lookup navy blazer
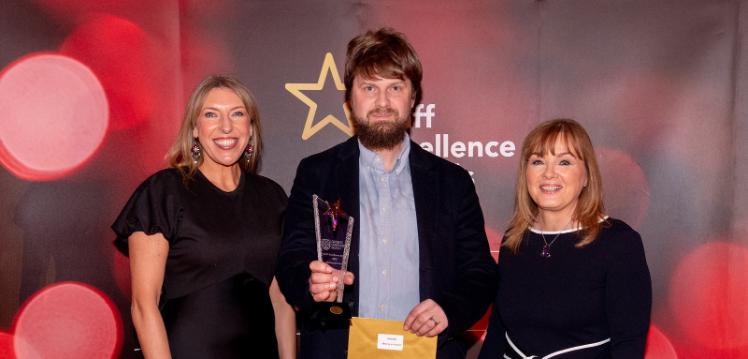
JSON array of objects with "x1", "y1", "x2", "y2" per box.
[{"x1": 276, "y1": 137, "x2": 498, "y2": 359}]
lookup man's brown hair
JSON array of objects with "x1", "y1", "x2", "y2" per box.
[{"x1": 344, "y1": 28, "x2": 423, "y2": 114}]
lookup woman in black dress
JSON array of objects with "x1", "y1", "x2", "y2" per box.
[
  {"x1": 479, "y1": 119, "x2": 651, "y2": 358},
  {"x1": 113, "y1": 75, "x2": 295, "y2": 358}
]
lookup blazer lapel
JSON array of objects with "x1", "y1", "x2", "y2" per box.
[
  {"x1": 329, "y1": 137, "x2": 360, "y2": 314},
  {"x1": 409, "y1": 141, "x2": 438, "y2": 300}
]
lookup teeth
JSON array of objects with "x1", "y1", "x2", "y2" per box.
[
  {"x1": 541, "y1": 185, "x2": 561, "y2": 191},
  {"x1": 214, "y1": 138, "x2": 238, "y2": 148}
]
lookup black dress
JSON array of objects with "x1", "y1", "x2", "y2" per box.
[
  {"x1": 478, "y1": 218, "x2": 651, "y2": 359},
  {"x1": 112, "y1": 168, "x2": 287, "y2": 358}
]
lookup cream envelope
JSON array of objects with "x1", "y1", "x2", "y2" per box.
[{"x1": 347, "y1": 317, "x2": 437, "y2": 359}]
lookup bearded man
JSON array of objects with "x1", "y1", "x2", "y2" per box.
[{"x1": 276, "y1": 28, "x2": 498, "y2": 359}]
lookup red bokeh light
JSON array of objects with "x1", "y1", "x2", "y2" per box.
[
  {"x1": 60, "y1": 14, "x2": 158, "y2": 130},
  {"x1": 0, "y1": 53, "x2": 108, "y2": 181},
  {"x1": 669, "y1": 241, "x2": 748, "y2": 350},
  {"x1": 596, "y1": 147, "x2": 650, "y2": 229},
  {"x1": 645, "y1": 324, "x2": 678, "y2": 359},
  {"x1": 179, "y1": 30, "x2": 234, "y2": 100},
  {"x1": 0, "y1": 331, "x2": 14, "y2": 359},
  {"x1": 13, "y1": 282, "x2": 122, "y2": 359}
]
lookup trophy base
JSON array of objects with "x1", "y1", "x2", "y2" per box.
[{"x1": 305, "y1": 302, "x2": 352, "y2": 330}]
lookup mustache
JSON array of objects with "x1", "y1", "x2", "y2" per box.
[{"x1": 367, "y1": 107, "x2": 398, "y2": 117}]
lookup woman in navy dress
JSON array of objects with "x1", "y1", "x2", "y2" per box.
[
  {"x1": 113, "y1": 75, "x2": 295, "y2": 358},
  {"x1": 479, "y1": 119, "x2": 651, "y2": 358}
]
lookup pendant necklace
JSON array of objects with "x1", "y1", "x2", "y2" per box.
[
  {"x1": 538, "y1": 220, "x2": 574, "y2": 258},
  {"x1": 540, "y1": 232, "x2": 561, "y2": 258}
]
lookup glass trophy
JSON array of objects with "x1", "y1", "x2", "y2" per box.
[{"x1": 311, "y1": 194, "x2": 354, "y2": 327}]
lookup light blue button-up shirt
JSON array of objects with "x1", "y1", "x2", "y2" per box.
[{"x1": 357, "y1": 135, "x2": 420, "y2": 320}]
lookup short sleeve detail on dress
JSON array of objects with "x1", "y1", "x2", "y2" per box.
[{"x1": 112, "y1": 169, "x2": 182, "y2": 255}]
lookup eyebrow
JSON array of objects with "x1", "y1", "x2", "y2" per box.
[
  {"x1": 203, "y1": 105, "x2": 246, "y2": 111},
  {"x1": 529, "y1": 151, "x2": 578, "y2": 158},
  {"x1": 359, "y1": 78, "x2": 406, "y2": 84}
]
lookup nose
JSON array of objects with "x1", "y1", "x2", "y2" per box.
[
  {"x1": 375, "y1": 89, "x2": 389, "y2": 108},
  {"x1": 542, "y1": 163, "x2": 557, "y2": 179},
  {"x1": 220, "y1": 113, "x2": 232, "y2": 133}
]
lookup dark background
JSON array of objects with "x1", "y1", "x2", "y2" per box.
[{"x1": 1, "y1": 1, "x2": 747, "y2": 357}]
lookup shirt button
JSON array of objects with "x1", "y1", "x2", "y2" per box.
[
  {"x1": 382, "y1": 238, "x2": 388, "y2": 244},
  {"x1": 381, "y1": 269, "x2": 387, "y2": 276},
  {"x1": 379, "y1": 304, "x2": 385, "y2": 311}
]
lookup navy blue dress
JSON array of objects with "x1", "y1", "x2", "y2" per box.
[{"x1": 478, "y1": 219, "x2": 651, "y2": 359}]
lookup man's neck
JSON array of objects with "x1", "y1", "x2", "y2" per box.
[{"x1": 368, "y1": 141, "x2": 404, "y2": 173}]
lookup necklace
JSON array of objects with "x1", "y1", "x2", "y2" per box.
[
  {"x1": 537, "y1": 220, "x2": 574, "y2": 258},
  {"x1": 540, "y1": 232, "x2": 561, "y2": 258}
]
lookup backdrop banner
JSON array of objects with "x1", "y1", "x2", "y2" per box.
[{"x1": 1, "y1": 1, "x2": 747, "y2": 358}]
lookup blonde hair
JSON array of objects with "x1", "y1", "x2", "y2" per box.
[
  {"x1": 503, "y1": 119, "x2": 606, "y2": 253},
  {"x1": 166, "y1": 75, "x2": 262, "y2": 181}
]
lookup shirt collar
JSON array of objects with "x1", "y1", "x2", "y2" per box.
[
  {"x1": 528, "y1": 216, "x2": 610, "y2": 234},
  {"x1": 358, "y1": 133, "x2": 411, "y2": 174}
]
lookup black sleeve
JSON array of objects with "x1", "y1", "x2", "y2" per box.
[
  {"x1": 605, "y1": 228, "x2": 652, "y2": 358},
  {"x1": 111, "y1": 171, "x2": 179, "y2": 255},
  {"x1": 275, "y1": 158, "x2": 320, "y2": 311},
  {"x1": 436, "y1": 168, "x2": 499, "y2": 336}
]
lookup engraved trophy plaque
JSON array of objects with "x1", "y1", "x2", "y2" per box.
[{"x1": 312, "y1": 194, "x2": 354, "y2": 327}]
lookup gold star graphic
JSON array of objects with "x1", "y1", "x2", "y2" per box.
[{"x1": 285, "y1": 52, "x2": 352, "y2": 140}]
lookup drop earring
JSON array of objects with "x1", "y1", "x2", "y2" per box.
[
  {"x1": 244, "y1": 144, "x2": 254, "y2": 159},
  {"x1": 191, "y1": 139, "x2": 202, "y2": 163}
]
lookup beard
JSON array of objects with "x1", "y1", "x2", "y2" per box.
[{"x1": 353, "y1": 107, "x2": 411, "y2": 150}]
